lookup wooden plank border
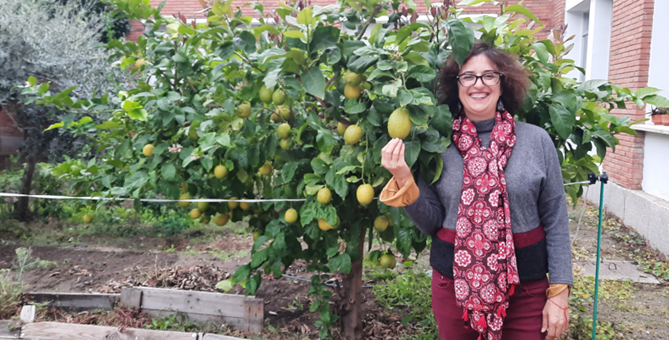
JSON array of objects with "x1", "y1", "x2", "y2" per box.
[
  {"x1": 24, "y1": 292, "x2": 120, "y2": 311},
  {"x1": 120, "y1": 287, "x2": 264, "y2": 334}
]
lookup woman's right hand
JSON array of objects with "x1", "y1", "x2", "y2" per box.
[{"x1": 381, "y1": 138, "x2": 412, "y2": 188}]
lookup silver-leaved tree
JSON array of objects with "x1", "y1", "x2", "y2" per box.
[{"x1": 0, "y1": 0, "x2": 127, "y2": 220}]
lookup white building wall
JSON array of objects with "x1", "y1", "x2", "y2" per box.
[{"x1": 641, "y1": 0, "x2": 669, "y2": 202}]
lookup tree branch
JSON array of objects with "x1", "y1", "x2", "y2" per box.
[{"x1": 356, "y1": 4, "x2": 383, "y2": 41}]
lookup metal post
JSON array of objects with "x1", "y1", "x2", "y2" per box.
[{"x1": 591, "y1": 172, "x2": 608, "y2": 340}]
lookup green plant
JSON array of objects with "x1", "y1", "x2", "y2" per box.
[
  {"x1": 146, "y1": 313, "x2": 196, "y2": 331},
  {"x1": 0, "y1": 269, "x2": 23, "y2": 319},
  {"x1": 23, "y1": 0, "x2": 668, "y2": 337},
  {"x1": 374, "y1": 271, "x2": 437, "y2": 337},
  {"x1": 14, "y1": 247, "x2": 58, "y2": 281}
]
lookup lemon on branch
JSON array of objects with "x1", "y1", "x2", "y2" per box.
[
  {"x1": 240, "y1": 201, "x2": 251, "y2": 211},
  {"x1": 318, "y1": 219, "x2": 332, "y2": 231},
  {"x1": 356, "y1": 184, "x2": 374, "y2": 206},
  {"x1": 214, "y1": 165, "x2": 228, "y2": 179},
  {"x1": 259, "y1": 161, "x2": 272, "y2": 176},
  {"x1": 83, "y1": 214, "x2": 93, "y2": 224},
  {"x1": 344, "y1": 125, "x2": 362, "y2": 145},
  {"x1": 317, "y1": 187, "x2": 332, "y2": 204},
  {"x1": 336, "y1": 121, "x2": 348, "y2": 135},
  {"x1": 277, "y1": 123, "x2": 291, "y2": 139},
  {"x1": 285, "y1": 208, "x2": 298, "y2": 223},
  {"x1": 228, "y1": 197, "x2": 239, "y2": 209},
  {"x1": 214, "y1": 213, "x2": 229, "y2": 226},
  {"x1": 272, "y1": 89, "x2": 286, "y2": 105},
  {"x1": 343, "y1": 70, "x2": 362, "y2": 86},
  {"x1": 180, "y1": 182, "x2": 188, "y2": 193},
  {"x1": 236, "y1": 103, "x2": 252, "y2": 118},
  {"x1": 197, "y1": 202, "x2": 209, "y2": 212},
  {"x1": 259, "y1": 85, "x2": 274, "y2": 104},
  {"x1": 374, "y1": 216, "x2": 388, "y2": 232},
  {"x1": 344, "y1": 85, "x2": 361, "y2": 99},
  {"x1": 276, "y1": 106, "x2": 291, "y2": 120},
  {"x1": 253, "y1": 231, "x2": 262, "y2": 242},
  {"x1": 188, "y1": 121, "x2": 201, "y2": 140},
  {"x1": 190, "y1": 208, "x2": 202, "y2": 219},
  {"x1": 178, "y1": 193, "x2": 191, "y2": 208},
  {"x1": 280, "y1": 139, "x2": 292, "y2": 150},
  {"x1": 379, "y1": 254, "x2": 397, "y2": 269},
  {"x1": 271, "y1": 113, "x2": 281, "y2": 123},
  {"x1": 142, "y1": 144, "x2": 154, "y2": 157},
  {"x1": 388, "y1": 107, "x2": 412, "y2": 139}
]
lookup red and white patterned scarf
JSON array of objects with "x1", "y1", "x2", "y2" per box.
[{"x1": 451, "y1": 111, "x2": 520, "y2": 340}]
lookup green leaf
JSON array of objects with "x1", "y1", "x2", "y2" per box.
[
  {"x1": 431, "y1": 105, "x2": 453, "y2": 137},
  {"x1": 215, "y1": 279, "x2": 233, "y2": 293},
  {"x1": 333, "y1": 174, "x2": 348, "y2": 199},
  {"x1": 282, "y1": 162, "x2": 299, "y2": 182},
  {"x1": 310, "y1": 26, "x2": 340, "y2": 51},
  {"x1": 297, "y1": 8, "x2": 314, "y2": 26},
  {"x1": 404, "y1": 140, "x2": 421, "y2": 167},
  {"x1": 549, "y1": 104, "x2": 575, "y2": 139},
  {"x1": 233, "y1": 31, "x2": 257, "y2": 55},
  {"x1": 347, "y1": 56, "x2": 379, "y2": 74},
  {"x1": 311, "y1": 158, "x2": 329, "y2": 175},
  {"x1": 124, "y1": 171, "x2": 149, "y2": 191},
  {"x1": 283, "y1": 30, "x2": 306, "y2": 40},
  {"x1": 161, "y1": 164, "x2": 176, "y2": 180},
  {"x1": 251, "y1": 248, "x2": 269, "y2": 268},
  {"x1": 317, "y1": 129, "x2": 337, "y2": 153},
  {"x1": 644, "y1": 95, "x2": 669, "y2": 107},
  {"x1": 446, "y1": 18, "x2": 475, "y2": 67},
  {"x1": 329, "y1": 253, "x2": 352, "y2": 273},
  {"x1": 592, "y1": 130, "x2": 617, "y2": 150},
  {"x1": 406, "y1": 65, "x2": 436, "y2": 82},
  {"x1": 95, "y1": 121, "x2": 121, "y2": 129},
  {"x1": 303, "y1": 66, "x2": 326, "y2": 99},
  {"x1": 344, "y1": 99, "x2": 367, "y2": 114},
  {"x1": 532, "y1": 42, "x2": 549, "y2": 64},
  {"x1": 505, "y1": 4, "x2": 544, "y2": 26}
]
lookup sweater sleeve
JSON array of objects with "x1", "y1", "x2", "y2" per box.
[
  {"x1": 380, "y1": 173, "x2": 445, "y2": 236},
  {"x1": 538, "y1": 132, "x2": 574, "y2": 286}
]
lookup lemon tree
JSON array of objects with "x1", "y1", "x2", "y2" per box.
[{"x1": 24, "y1": 0, "x2": 668, "y2": 338}]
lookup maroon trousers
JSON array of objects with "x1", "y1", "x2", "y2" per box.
[{"x1": 431, "y1": 270, "x2": 549, "y2": 340}]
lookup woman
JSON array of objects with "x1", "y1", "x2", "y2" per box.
[{"x1": 379, "y1": 42, "x2": 572, "y2": 340}]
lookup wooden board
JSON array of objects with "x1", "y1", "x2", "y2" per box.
[
  {"x1": 25, "y1": 292, "x2": 120, "y2": 311},
  {"x1": 138, "y1": 287, "x2": 248, "y2": 317},
  {"x1": 21, "y1": 322, "x2": 199, "y2": 340},
  {"x1": 122, "y1": 287, "x2": 263, "y2": 334},
  {"x1": 0, "y1": 320, "x2": 21, "y2": 338},
  {"x1": 200, "y1": 334, "x2": 249, "y2": 340}
]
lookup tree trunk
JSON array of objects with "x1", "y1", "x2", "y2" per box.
[
  {"x1": 14, "y1": 158, "x2": 36, "y2": 221},
  {"x1": 340, "y1": 229, "x2": 366, "y2": 340}
]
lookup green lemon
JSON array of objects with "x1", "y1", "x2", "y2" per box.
[
  {"x1": 214, "y1": 165, "x2": 228, "y2": 179},
  {"x1": 356, "y1": 184, "x2": 374, "y2": 206},
  {"x1": 373, "y1": 216, "x2": 388, "y2": 232},
  {"x1": 388, "y1": 107, "x2": 412, "y2": 139},
  {"x1": 178, "y1": 193, "x2": 191, "y2": 208},
  {"x1": 272, "y1": 89, "x2": 286, "y2": 105},
  {"x1": 343, "y1": 70, "x2": 363, "y2": 86},
  {"x1": 317, "y1": 187, "x2": 332, "y2": 205},
  {"x1": 236, "y1": 103, "x2": 252, "y2": 118},
  {"x1": 259, "y1": 85, "x2": 274, "y2": 104},
  {"x1": 285, "y1": 208, "x2": 298, "y2": 223},
  {"x1": 277, "y1": 123, "x2": 291, "y2": 139},
  {"x1": 344, "y1": 125, "x2": 362, "y2": 145}
]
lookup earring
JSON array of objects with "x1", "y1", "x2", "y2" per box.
[{"x1": 497, "y1": 98, "x2": 505, "y2": 112}]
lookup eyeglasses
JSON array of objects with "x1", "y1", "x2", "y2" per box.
[{"x1": 456, "y1": 72, "x2": 503, "y2": 87}]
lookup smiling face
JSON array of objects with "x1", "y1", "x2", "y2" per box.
[{"x1": 457, "y1": 54, "x2": 502, "y2": 121}]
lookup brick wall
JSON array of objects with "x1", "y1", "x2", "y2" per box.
[
  {"x1": 603, "y1": 0, "x2": 654, "y2": 190},
  {"x1": 143, "y1": 0, "x2": 555, "y2": 36},
  {"x1": 552, "y1": 0, "x2": 565, "y2": 29}
]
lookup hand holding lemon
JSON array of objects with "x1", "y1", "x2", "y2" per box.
[{"x1": 381, "y1": 138, "x2": 412, "y2": 188}]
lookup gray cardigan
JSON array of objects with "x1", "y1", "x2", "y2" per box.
[{"x1": 405, "y1": 118, "x2": 573, "y2": 285}]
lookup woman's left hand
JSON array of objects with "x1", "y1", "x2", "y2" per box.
[{"x1": 542, "y1": 288, "x2": 569, "y2": 339}]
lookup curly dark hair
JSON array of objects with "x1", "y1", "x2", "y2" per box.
[{"x1": 440, "y1": 41, "x2": 529, "y2": 118}]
